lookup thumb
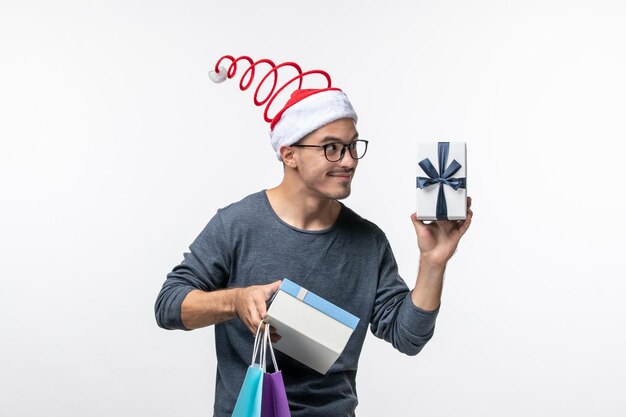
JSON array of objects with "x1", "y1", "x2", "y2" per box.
[
  {"x1": 410, "y1": 213, "x2": 426, "y2": 234},
  {"x1": 264, "y1": 280, "x2": 282, "y2": 301}
]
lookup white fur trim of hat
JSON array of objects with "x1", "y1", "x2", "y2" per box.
[{"x1": 270, "y1": 90, "x2": 358, "y2": 161}]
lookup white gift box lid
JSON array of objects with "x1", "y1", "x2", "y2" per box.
[{"x1": 265, "y1": 279, "x2": 360, "y2": 374}]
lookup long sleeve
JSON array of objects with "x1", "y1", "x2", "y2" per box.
[
  {"x1": 154, "y1": 211, "x2": 232, "y2": 330},
  {"x1": 369, "y1": 240, "x2": 439, "y2": 356}
]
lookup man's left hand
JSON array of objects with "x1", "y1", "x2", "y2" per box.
[{"x1": 411, "y1": 196, "x2": 473, "y2": 267}]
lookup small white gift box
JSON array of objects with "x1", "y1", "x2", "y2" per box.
[
  {"x1": 416, "y1": 142, "x2": 467, "y2": 221},
  {"x1": 265, "y1": 279, "x2": 359, "y2": 375}
]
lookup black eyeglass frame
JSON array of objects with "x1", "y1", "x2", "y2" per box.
[{"x1": 290, "y1": 139, "x2": 369, "y2": 162}]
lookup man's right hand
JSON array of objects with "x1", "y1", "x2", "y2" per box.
[{"x1": 234, "y1": 280, "x2": 282, "y2": 342}]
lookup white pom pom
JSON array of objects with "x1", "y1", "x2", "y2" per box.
[{"x1": 209, "y1": 66, "x2": 228, "y2": 83}]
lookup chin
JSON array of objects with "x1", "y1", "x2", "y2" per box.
[{"x1": 323, "y1": 186, "x2": 352, "y2": 200}]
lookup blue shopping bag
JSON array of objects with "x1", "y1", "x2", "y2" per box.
[{"x1": 232, "y1": 323, "x2": 266, "y2": 417}]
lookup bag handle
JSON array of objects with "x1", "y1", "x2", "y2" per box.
[
  {"x1": 253, "y1": 321, "x2": 280, "y2": 372},
  {"x1": 250, "y1": 321, "x2": 265, "y2": 366},
  {"x1": 262, "y1": 321, "x2": 279, "y2": 372},
  {"x1": 261, "y1": 323, "x2": 267, "y2": 372}
]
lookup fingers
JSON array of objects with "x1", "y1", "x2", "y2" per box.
[
  {"x1": 269, "y1": 326, "x2": 281, "y2": 343},
  {"x1": 236, "y1": 286, "x2": 269, "y2": 335},
  {"x1": 458, "y1": 205, "x2": 473, "y2": 236},
  {"x1": 255, "y1": 295, "x2": 267, "y2": 321},
  {"x1": 245, "y1": 299, "x2": 263, "y2": 335},
  {"x1": 237, "y1": 281, "x2": 284, "y2": 336}
]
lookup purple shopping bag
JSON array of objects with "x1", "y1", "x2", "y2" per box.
[
  {"x1": 261, "y1": 372, "x2": 290, "y2": 417},
  {"x1": 260, "y1": 323, "x2": 291, "y2": 417}
]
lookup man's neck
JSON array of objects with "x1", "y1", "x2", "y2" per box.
[{"x1": 265, "y1": 183, "x2": 342, "y2": 231}]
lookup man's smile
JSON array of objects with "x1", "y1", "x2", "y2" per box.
[{"x1": 327, "y1": 170, "x2": 354, "y2": 181}]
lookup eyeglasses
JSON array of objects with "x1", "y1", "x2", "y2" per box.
[{"x1": 290, "y1": 139, "x2": 369, "y2": 162}]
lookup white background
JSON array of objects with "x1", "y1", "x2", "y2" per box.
[{"x1": 1, "y1": 1, "x2": 625, "y2": 416}]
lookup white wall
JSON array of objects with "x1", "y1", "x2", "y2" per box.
[{"x1": 1, "y1": 1, "x2": 625, "y2": 416}]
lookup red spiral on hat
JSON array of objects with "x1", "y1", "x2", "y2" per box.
[{"x1": 210, "y1": 55, "x2": 336, "y2": 128}]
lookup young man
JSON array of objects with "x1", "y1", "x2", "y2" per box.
[{"x1": 155, "y1": 56, "x2": 473, "y2": 416}]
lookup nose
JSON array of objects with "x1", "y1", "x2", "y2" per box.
[{"x1": 338, "y1": 149, "x2": 358, "y2": 169}]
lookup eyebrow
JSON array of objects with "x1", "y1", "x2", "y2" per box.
[{"x1": 319, "y1": 132, "x2": 359, "y2": 144}]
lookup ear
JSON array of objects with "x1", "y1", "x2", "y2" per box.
[{"x1": 280, "y1": 145, "x2": 298, "y2": 168}]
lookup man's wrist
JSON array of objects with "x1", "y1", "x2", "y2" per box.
[
  {"x1": 412, "y1": 257, "x2": 446, "y2": 311},
  {"x1": 419, "y1": 254, "x2": 447, "y2": 273},
  {"x1": 228, "y1": 287, "x2": 240, "y2": 317}
]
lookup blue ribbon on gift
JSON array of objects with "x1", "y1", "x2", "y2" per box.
[{"x1": 416, "y1": 142, "x2": 466, "y2": 220}]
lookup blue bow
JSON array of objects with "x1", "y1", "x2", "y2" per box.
[{"x1": 416, "y1": 142, "x2": 466, "y2": 220}]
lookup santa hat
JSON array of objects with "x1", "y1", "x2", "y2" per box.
[{"x1": 208, "y1": 55, "x2": 358, "y2": 161}]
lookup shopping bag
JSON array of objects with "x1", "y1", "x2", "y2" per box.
[
  {"x1": 232, "y1": 322, "x2": 266, "y2": 417},
  {"x1": 260, "y1": 323, "x2": 291, "y2": 417}
]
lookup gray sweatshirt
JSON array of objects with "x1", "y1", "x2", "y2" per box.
[{"x1": 155, "y1": 191, "x2": 439, "y2": 416}]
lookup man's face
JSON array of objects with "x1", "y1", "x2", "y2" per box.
[{"x1": 289, "y1": 118, "x2": 359, "y2": 200}]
